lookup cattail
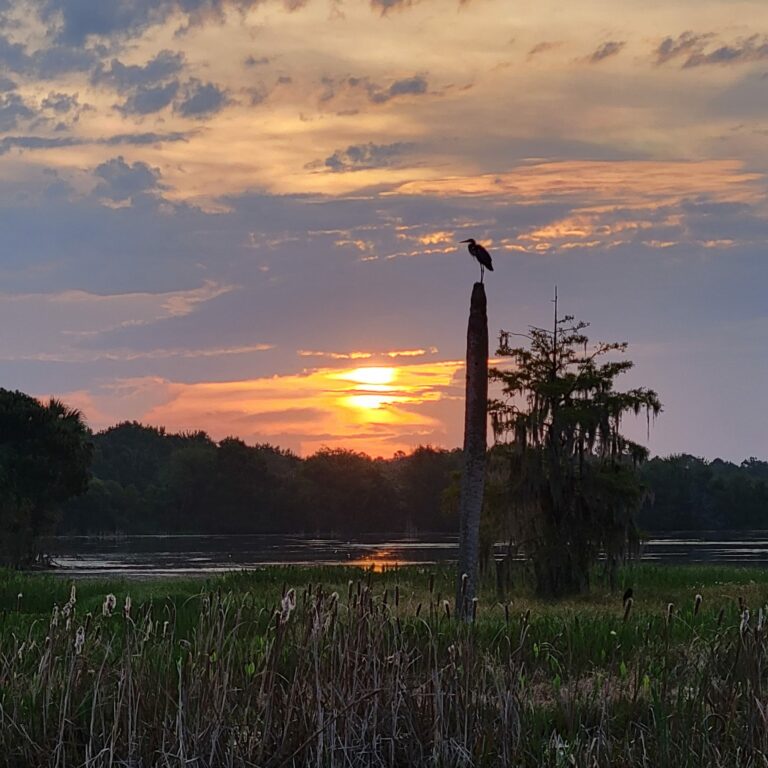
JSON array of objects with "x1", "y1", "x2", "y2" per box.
[
  {"x1": 666, "y1": 602, "x2": 674, "y2": 624},
  {"x1": 461, "y1": 573, "x2": 469, "y2": 599},
  {"x1": 524, "y1": 608, "x2": 531, "y2": 625},
  {"x1": 694, "y1": 594, "x2": 702, "y2": 616},
  {"x1": 74, "y1": 626, "x2": 85, "y2": 655},
  {"x1": 717, "y1": 607, "x2": 726, "y2": 627},
  {"x1": 16, "y1": 593, "x2": 22, "y2": 611},
  {"x1": 758, "y1": 608, "x2": 764, "y2": 632},
  {"x1": 102, "y1": 594, "x2": 117, "y2": 617},
  {"x1": 162, "y1": 620, "x2": 169, "y2": 637},
  {"x1": 382, "y1": 589, "x2": 388, "y2": 606},
  {"x1": 428, "y1": 574, "x2": 435, "y2": 595},
  {"x1": 739, "y1": 596, "x2": 746, "y2": 613},
  {"x1": 415, "y1": 602, "x2": 422, "y2": 617},
  {"x1": 50, "y1": 604, "x2": 59, "y2": 628},
  {"x1": 124, "y1": 595, "x2": 132, "y2": 619},
  {"x1": 443, "y1": 600, "x2": 451, "y2": 620},
  {"x1": 623, "y1": 597, "x2": 633, "y2": 623},
  {"x1": 395, "y1": 585, "x2": 400, "y2": 608},
  {"x1": 472, "y1": 597, "x2": 479, "y2": 623},
  {"x1": 70, "y1": 584, "x2": 77, "y2": 605},
  {"x1": 740, "y1": 608, "x2": 750, "y2": 636},
  {"x1": 504, "y1": 603, "x2": 510, "y2": 624},
  {"x1": 347, "y1": 580, "x2": 354, "y2": 602},
  {"x1": 279, "y1": 588, "x2": 296, "y2": 624}
]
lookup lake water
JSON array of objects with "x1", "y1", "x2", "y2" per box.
[{"x1": 42, "y1": 531, "x2": 768, "y2": 578}]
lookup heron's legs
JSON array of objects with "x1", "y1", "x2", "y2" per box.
[{"x1": 480, "y1": 264, "x2": 485, "y2": 283}]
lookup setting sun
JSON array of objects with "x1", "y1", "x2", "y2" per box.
[{"x1": 334, "y1": 367, "x2": 397, "y2": 386}]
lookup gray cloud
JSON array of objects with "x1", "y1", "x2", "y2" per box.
[
  {"x1": 655, "y1": 31, "x2": 712, "y2": 65},
  {"x1": 41, "y1": 1, "x2": 177, "y2": 45},
  {"x1": 0, "y1": 92, "x2": 34, "y2": 131},
  {"x1": 346, "y1": 74, "x2": 429, "y2": 104},
  {"x1": 93, "y1": 156, "x2": 162, "y2": 202},
  {"x1": 528, "y1": 41, "x2": 561, "y2": 59},
  {"x1": 244, "y1": 55, "x2": 270, "y2": 67},
  {"x1": 0, "y1": 33, "x2": 31, "y2": 72},
  {"x1": 587, "y1": 40, "x2": 625, "y2": 64},
  {"x1": 0, "y1": 135, "x2": 81, "y2": 155},
  {"x1": 0, "y1": 32, "x2": 102, "y2": 78},
  {"x1": 176, "y1": 79, "x2": 229, "y2": 117},
  {"x1": 314, "y1": 142, "x2": 415, "y2": 173},
  {"x1": 0, "y1": 75, "x2": 16, "y2": 91},
  {"x1": 104, "y1": 131, "x2": 189, "y2": 145},
  {"x1": 93, "y1": 50, "x2": 186, "y2": 91},
  {"x1": 655, "y1": 32, "x2": 768, "y2": 68},
  {"x1": 33, "y1": 44, "x2": 102, "y2": 78},
  {"x1": 40, "y1": 0, "x2": 268, "y2": 45},
  {"x1": 119, "y1": 81, "x2": 180, "y2": 115},
  {"x1": 0, "y1": 132, "x2": 188, "y2": 157},
  {"x1": 41, "y1": 91, "x2": 80, "y2": 113},
  {"x1": 684, "y1": 35, "x2": 768, "y2": 68}
]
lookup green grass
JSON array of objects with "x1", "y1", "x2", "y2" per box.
[{"x1": 2, "y1": 563, "x2": 768, "y2": 766}]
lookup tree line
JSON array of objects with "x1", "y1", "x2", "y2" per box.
[
  {"x1": 55, "y1": 421, "x2": 768, "y2": 538},
  {"x1": 59, "y1": 422, "x2": 462, "y2": 536}
]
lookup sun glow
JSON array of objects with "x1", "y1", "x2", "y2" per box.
[{"x1": 336, "y1": 367, "x2": 397, "y2": 386}]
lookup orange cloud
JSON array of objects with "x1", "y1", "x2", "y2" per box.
[
  {"x1": 391, "y1": 160, "x2": 763, "y2": 205},
  {"x1": 69, "y1": 360, "x2": 466, "y2": 456}
]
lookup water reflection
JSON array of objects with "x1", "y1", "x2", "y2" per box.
[{"x1": 38, "y1": 530, "x2": 768, "y2": 578}]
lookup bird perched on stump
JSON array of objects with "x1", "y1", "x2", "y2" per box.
[{"x1": 460, "y1": 238, "x2": 494, "y2": 283}]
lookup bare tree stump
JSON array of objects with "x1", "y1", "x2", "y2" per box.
[{"x1": 456, "y1": 282, "x2": 488, "y2": 620}]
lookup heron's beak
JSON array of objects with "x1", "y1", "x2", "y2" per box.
[{"x1": 459, "y1": 239, "x2": 471, "y2": 243}]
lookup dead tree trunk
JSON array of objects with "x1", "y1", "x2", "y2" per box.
[{"x1": 456, "y1": 281, "x2": 488, "y2": 620}]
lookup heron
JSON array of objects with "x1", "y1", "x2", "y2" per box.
[{"x1": 460, "y1": 238, "x2": 494, "y2": 283}]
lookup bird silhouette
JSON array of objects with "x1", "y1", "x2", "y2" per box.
[
  {"x1": 622, "y1": 587, "x2": 633, "y2": 606},
  {"x1": 460, "y1": 238, "x2": 494, "y2": 283}
]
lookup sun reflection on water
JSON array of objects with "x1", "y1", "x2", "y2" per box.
[{"x1": 349, "y1": 549, "x2": 401, "y2": 572}]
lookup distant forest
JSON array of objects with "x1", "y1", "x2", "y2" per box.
[{"x1": 59, "y1": 422, "x2": 768, "y2": 535}]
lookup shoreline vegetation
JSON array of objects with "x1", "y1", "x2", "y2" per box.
[
  {"x1": 3, "y1": 563, "x2": 768, "y2": 765},
  {"x1": 59, "y1": 423, "x2": 768, "y2": 539}
]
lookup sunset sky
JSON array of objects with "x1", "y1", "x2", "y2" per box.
[{"x1": 1, "y1": 0, "x2": 767, "y2": 458}]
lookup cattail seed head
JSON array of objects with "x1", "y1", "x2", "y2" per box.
[
  {"x1": 443, "y1": 600, "x2": 451, "y2": 620},
  {"x1": 461, "y1": 573, "x2": 469, "y2": 598},
  {"x1": 415, "y1": 602, "x2": 422, "y2": 617},
  {"x1": 102, "y1": 594, "x2": 117, "y2": 617},
  {"x1": 694, "y1": 594, "x2": 703, "y2": 616},
  {"x1": 666, "y1": 602, "x2": 674, "y2": 623},
  {"x1": 740, "y1": 608, "x2": 750, "y2": 636},
  {"x1": 124, "y1": 595, "x2": 132, "y2": 619},
  {"x1": 68, "y1": 627, "x2": 81, "y2": 654},
  {"x1": 279, "y1": 588, "x2": 296, "y2": 624},
  {"x1": 472, "y1": 597, "x2": 479, "y2": 623}
]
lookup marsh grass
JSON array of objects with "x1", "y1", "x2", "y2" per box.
[{"x1": 2, "y1": 564, "x2": 768, "y2": 766}]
